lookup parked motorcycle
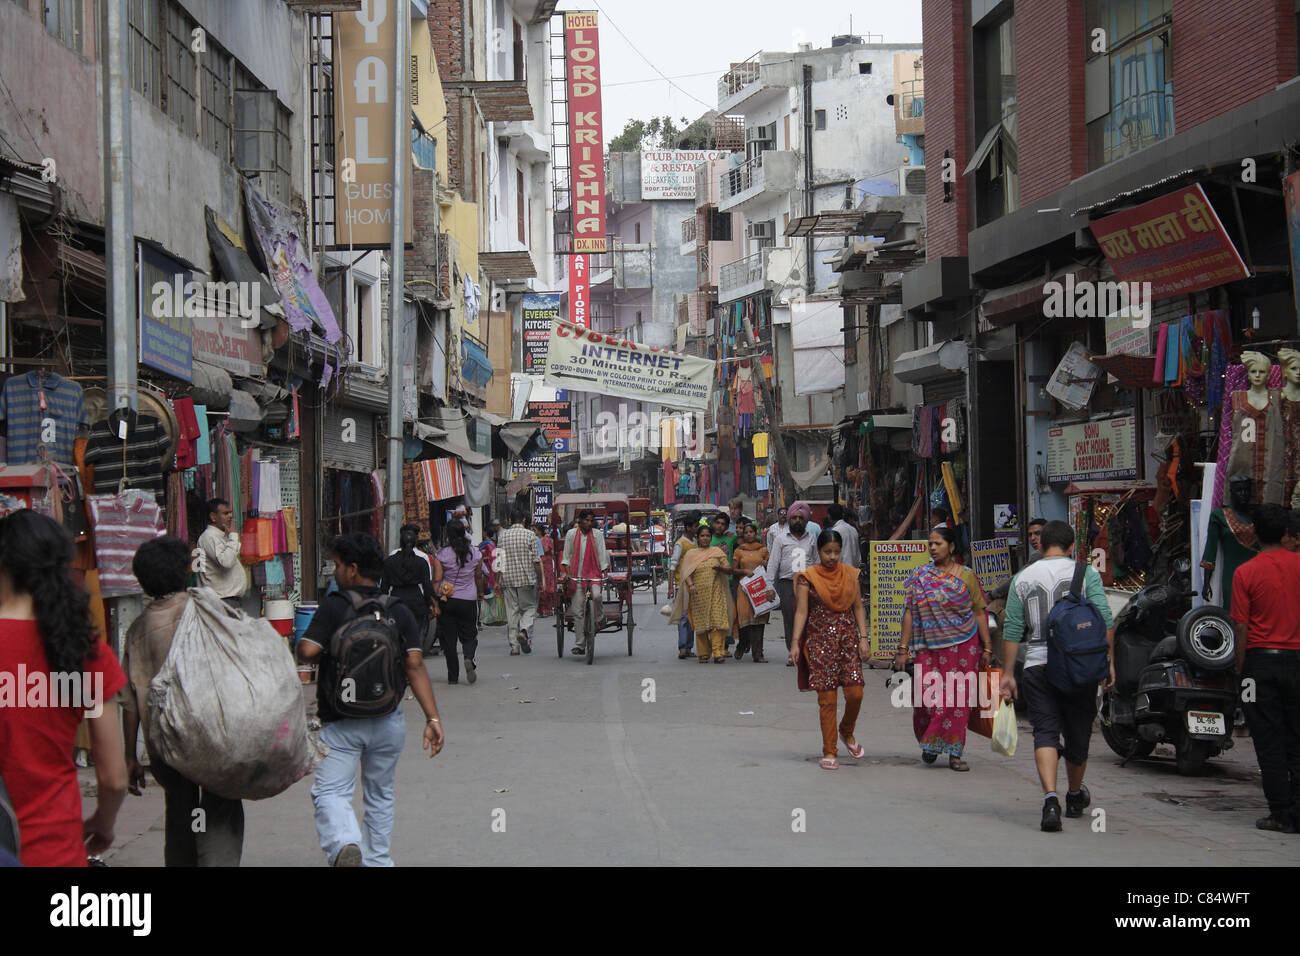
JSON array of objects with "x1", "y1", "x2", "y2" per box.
[{"x1": 1099, "y1": 560, "x2": 1238, "y2": 775}]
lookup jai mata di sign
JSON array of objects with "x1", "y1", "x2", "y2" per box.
[{"x1": 564, "y1": 12, "x2": 607, "y2": 253}]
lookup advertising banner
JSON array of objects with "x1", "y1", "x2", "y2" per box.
[
  {"x1": 868, "y1": 541, "x2": 930, "y2": 662},
  {"x1": 1047, "y1": 415, "x2": 1138, "y2": 483},
  {"x1": 564, "y1": 12, "x2": 607, "y2": 252},
  {"x1": 332, "y1": 0, "x2": 412, "y2": 247},
  {"x1": 640, "y1": 150, "x2": 729, "y2": 200},
  {"x1": 569, "y1": 254, "x2": 590, "y2": 329},
  {"x1": 526, "y1": 399, "x2": 572, "y2": 454},
  {"x1": 533, "y1": 483, "x2": 553, "y2": 526},
  {"x1": 512, "y1": 453, "x2": 557, "y2": 482},
  {"x1": 137, "y1": 243, "x2": 193, "y2": 382},
  {"x1": 1089, "y1": 184, "x2": 1248, "y2": 300},
  {"x1": 192, "y1": 311, "x2": 264, "y2": 378},
  {"x1": 970, "y1": 539, "x2": 1013, "y2": 595},
  {"x1": 542, "y1": 316, "x2": 716, "y2": 411},
  {"x1": 522, "y1": 292, "x2": 559, "y2": 373}
]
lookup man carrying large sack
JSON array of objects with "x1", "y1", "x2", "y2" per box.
[{"x1": 120, "y1": 536, "x2": 245, "y2": 866}]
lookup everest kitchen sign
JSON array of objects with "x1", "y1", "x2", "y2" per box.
[
  {"x1": 543, "y1": 317, "x2": 715, "y2": 411},
  {"x1": 564, "y1": 12, "x2": 607, "y2": 252},
  {"x1": 332, "y1": 0, "x2": 412, "y2": 247},
  {"x1": 1047, "y1": 415, "x2": 1138, "y2": 483}
]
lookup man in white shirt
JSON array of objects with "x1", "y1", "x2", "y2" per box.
[
  {"x1": 765, "y1": 503, "x2": 818, "y2": 663},
  {"x1": 765, "y1": 507, "x2": 787, "y2": 554},
  {"x1": 196, "y1": 497, "x2": 246, "y2": 608},
  {"x1": 828, "y1": 503, "x2": 861, "y2": 569}
]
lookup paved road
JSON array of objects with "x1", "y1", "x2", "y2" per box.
[{"x1": 102, "y1": 589, "x2": 1295, "y2": 866}]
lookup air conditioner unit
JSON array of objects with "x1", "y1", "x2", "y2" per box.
[
  {"x1": 746, "y1": 221, "x2": 774, "y2": 240},
  {"x1": 898, "y1": 165, "x2": 927, "y2": 196}
]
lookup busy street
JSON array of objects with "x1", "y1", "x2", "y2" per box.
[{"x1": 1, "y1": 0, "x2": 1299, "y2": 913}]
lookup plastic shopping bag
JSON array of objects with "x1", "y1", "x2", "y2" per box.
[
  {"x1": 991, "y1": 700, "x2": 1018, "y2": 756},
  {"x1": 147, "y1": 588, "x2": 322, "y2": 800}
]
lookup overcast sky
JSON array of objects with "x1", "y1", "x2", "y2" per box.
[{"x1": 560, "y1": 1, "x2": 924, "y2": 142}]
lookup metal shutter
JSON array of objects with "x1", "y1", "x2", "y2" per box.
[
  {"x1": 922, "y1": 374, "x2": 966, "y2": 406},
  {"x1": 322, "y1": 407, "x2": 376, "y2": 472}
]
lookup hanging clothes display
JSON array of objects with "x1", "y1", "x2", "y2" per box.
[
  {"x1": 82, "y1": 414, "x2": 172, "y2": 495},
  {"x1": 87, "y1": 491, "x2": 166, "y2": 595},
  {"x1": 663, "y1": 461, "x2": 676, "y2": 505},
  {"x1": 256, "y1": 458, "x2": 283, "y2": 513},
  {"x1": 402, "y1": 462, "x2": 431, "y2": 526},
  {"x1": 0, "y1": 371, "x2": 88, "y2": 467},
  {"x1": 172, "y1": 397, "x2": 200, "y2": 469},
  {"x1": 194, "y1": 405, "x2": 211, "y2": 467}
]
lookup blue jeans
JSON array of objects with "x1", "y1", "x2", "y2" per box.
[
  {"x1": 312, "y1": 709, "x2": 406, "y2": 866},
  {"x1": 677, "y1": 616, "x2": 693, "y2": 653}
]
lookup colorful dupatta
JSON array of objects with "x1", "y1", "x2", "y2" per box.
[{"x1": 902, "y1": 563, "x2": 978, "y2": 650}]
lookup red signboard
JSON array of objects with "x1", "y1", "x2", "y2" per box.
[
  {"x1": 564, "y1": 11, "x2": 607, "y2": 253},
  {"x1": 569, "y1": 254, "x2": 590, "y2": 329},
  {"x1": 1089, "y1": 184, "x2": 1249, "y2": 300}
]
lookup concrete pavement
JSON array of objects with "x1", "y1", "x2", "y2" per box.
[{"x1": 101, "y1": 588, "x2": 1296, "y2": 866}]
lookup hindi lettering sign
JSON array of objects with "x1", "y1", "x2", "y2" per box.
[
  {"x1": 868, "y1": 541, "x2": 930, "y2": 662},
  {"x1": 640, "y1": 150, "x2": 729, "y2": 200},
  {"x1": 522, "y1": 292, "x2": 559, "y2": 373},
  {"x1": 564, "y1": 12, "x2": 607, "y2": 252},
  {"x1": 970, "y1": 539, "x2": 1012, "y2": 594},
  {"x1": 1089, "y1": 184, "x2": 1248, "y2": 300},
  {"x1": 542, "y1": 316, "x2": 716, "y2": 412},
  {"x1": 1047, "y1": 415, "x2": 1138, "y2": 483}
]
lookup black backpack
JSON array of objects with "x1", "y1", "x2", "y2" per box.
[
  {"x1": 323, "y1": 592, "x2": 407, "y2": 719},
  {"x1": 1045, "y1": 562, "x2": 1111, "y2": 692}
]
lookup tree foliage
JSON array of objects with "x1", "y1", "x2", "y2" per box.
[{"x1": 608, "y1": 114, "x2": 719, "y2": 152}]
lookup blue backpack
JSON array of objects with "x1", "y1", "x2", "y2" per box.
[{"x1": 1045, "y1": 562, "x2": 1110, "y2": 692}]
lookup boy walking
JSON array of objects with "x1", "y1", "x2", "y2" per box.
[
  {"x1": 1000, "y1": 520, "x2": 1114, "y2": 832},
  {"x1": 298, "y1": 533, "x2": 445, "y2": 866}
]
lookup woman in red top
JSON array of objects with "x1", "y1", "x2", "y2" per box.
[{"x1": 0, "y1": 510, "x2": 127, "y2": 866}]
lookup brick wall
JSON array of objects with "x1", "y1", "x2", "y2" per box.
[
  {"x1": 428, "y1": 0, "x2": 464, "y2": 191},
  {"x1": 1016, "y1": 0, "x2": 1087, "y2": 205},
  {"x1": 1172, "y1": 0, "x2": 1296, "y2": 132},
  {"x1": 406, "y1": 167, "x2": 440, "y2": 292},
  {"x1": 922, "y1": 0, "x2": 970, "y2": 259}
]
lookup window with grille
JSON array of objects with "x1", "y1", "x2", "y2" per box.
[
  {"x1": 201, "y1": 41, "x2": 233, "y2": 158},
  {"x1": 129, "y1": 0, "x2": 164, "y2": 109},
  {"x1": 235, "y1": 66, "x2": 292, "y2": 203},
  {"x1": 163, "y1": 1, "x2": 198, "y2": 136},
  {"x1": 44, "y1": 0, "x2": 90, "y2": 55}
]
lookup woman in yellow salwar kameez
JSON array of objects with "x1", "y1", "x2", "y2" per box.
[{"x1": 679, "y1": 524, "x2": 735, "y2": 662}]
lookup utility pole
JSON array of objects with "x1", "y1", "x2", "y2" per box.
[
  {"x1": 102, "y1": 0, "x2": 135, "y2": 416},
  {"x1": 385, "y1": 0, "x2": 410, "y2": 549},
  {"x1": 739, "y1": 313, "x2": 800, "y2": 501}
]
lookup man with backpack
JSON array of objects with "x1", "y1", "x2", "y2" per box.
[
  {"x1": 298, "y1": 533, "x2": 445, "y2": 866},
  {"x1": 1000, "y1": 520, "x2": 1114, "y2": 832}
]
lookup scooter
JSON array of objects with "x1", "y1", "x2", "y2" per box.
[{"x1": 1099, "y1": 560, "x2": 1238, "y2": 775}]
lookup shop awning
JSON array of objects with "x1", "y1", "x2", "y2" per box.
[
  {"x1": 980, "y1": 265, "x2": 1098, "y2": 327},
  {"x1": 867, "y1": 413, "x2": 913, "y2": 431},
  {"x1": 469, "y1": 408, "x2": 510, "y2": 427},
  {"x1": 428, "y1": 437, "x2": 493, "y2": 467},
  {"x1": 499, "y1": 422, "x2": 543, "y2": 456},
  {"x1": 444, "y1": 80, "x2": 534, "y2": 122},
  {"x1": 411, "y1": 421, "x2": 449, "y2": 442},
  {"x1": 205, "y1": 207, "x2": 279, "y2": 327},
  {"x1": 461, "y1": 337, "x2": 494, "y2": 388},
  {"x1": 478, "y1": 250, "x2": 537, "y2": 280},
  {"x1": 893, "y1": 340, "x2": 967, "y2": 384}
]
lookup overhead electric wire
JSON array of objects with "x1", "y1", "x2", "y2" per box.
[{"x1": 588, "y1": 1, "x2": 714, "y2": 111}]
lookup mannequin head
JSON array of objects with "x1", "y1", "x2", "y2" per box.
[
  {"x1": 1241, "y1": 351, "x2": 1272, "y2": 390},
  {"x1": 1278, "y1": 349, "x2": 1300, "y2": 388},
  {"x1": 1227, "y1": 473, "x2": 1254, "y2": 511}
]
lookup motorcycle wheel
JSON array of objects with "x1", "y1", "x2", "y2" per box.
[
  {"x1": 1175, "y1": 736, "x2": 1211, "y2": 776},
  {"x1": 1100, "y1": 717, "x2": 1156, "y2": 759}
]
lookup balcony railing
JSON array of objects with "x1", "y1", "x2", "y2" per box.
[
  {"x1": 718, "y1": 251, "x2": 765, "y2": 298},
  {"x1": 681, "y1": 215, "x2": 697, "y2": 246},
  {"x1": 717, "y1": 54, "x2": 761, "y2": 105},
  {"x1": 719, "y1": 154, "x2": 762, "y2": 203}
]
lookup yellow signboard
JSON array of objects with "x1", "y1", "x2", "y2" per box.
[{"x1": 868, "y1": 541, "x2": 930, "y2": 662}]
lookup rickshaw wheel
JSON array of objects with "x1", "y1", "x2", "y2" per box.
[
  {"x1": 627, "y1": 612, "x2": 634, "y2": 656},
  {"x1": 584, "y1": 591, "x2": 597, "y2": 665},
  {"x1": 555, "y1": 602, "x2": 564, "y2": 658}
]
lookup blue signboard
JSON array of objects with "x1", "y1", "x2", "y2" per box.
[{"x1": 137, "y1": 243, "x2": 194, "y2": 382}]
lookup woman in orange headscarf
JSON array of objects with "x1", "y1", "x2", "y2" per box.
[{"x1": 790, "y1": 528, "x2": 869, "y2": 769}]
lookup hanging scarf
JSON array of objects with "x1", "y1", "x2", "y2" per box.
[{"x1": 796, "y1": 561, "x2": 859, "y2": 612}]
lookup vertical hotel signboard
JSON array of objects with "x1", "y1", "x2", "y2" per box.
[
  {"x1": 564, "y1": 11, "x2": 606, "y2": 253},
  {"x1": 569, "y1": 254, "x2": 590, "y2": 329},
  {"x1": 333, "y1": 0, "x2": 412, "y2": 247}
]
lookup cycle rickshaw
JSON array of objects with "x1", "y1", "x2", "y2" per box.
[{"x1": 548, "y1": 494, "x2": 638, "y2": 664}]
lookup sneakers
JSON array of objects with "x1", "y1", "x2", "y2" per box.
[
  {"x1": 520, "y1": 629, "x2": 532, "y2": 654},
  {"x1": 1065, "y1": 785, "x2": 1091, "y2": 819},
  {"x1": 465, "y1": 658, "x2": 477, "y2": 684},
  {"x1": 333, "y1": 844, "x2": 362, "y2": 867},
  {"x1": 1041, "y1": 796, "x2": 1062, "y2": 832}
]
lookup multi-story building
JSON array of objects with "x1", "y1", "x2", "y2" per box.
[
  {"x1": 907, "y1": 0, "x2": 1300, "y2": 578},
  {"x1": 711, "y1": 34, "x2": 923, "y2": 508}
]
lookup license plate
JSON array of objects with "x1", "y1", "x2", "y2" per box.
[{"x1": 1187, "y1": 710, "x2": 1226, "y2": 735}]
